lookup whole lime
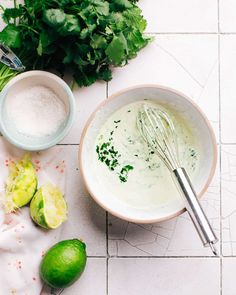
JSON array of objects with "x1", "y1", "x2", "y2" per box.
[{"x1": 40, "y1": 239, "x2": 87, "y2": 288}]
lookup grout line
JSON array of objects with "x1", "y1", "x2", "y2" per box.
[
  {"x1": 106, "y1": 81, "x2": 109, "y2": 295},
  {"x1": 220, "y1": 32, "x2": 236, "y2": 35},
  {"x1": 220, "y1": 257, "x2": 223, "y2": 294},
  {"x1": 106, "y1": 212, "x2": 109, "y2": 295},
  {"x1": 146, "y1": 32, "x2": 236, "y2": 35},
  {"x1": 217, "y1": 0, "x2": 223, "y2": 293},
  {"x1": 106, "y1": 256, "x2": 109, "y2": 295},
  {"x1": 87, "y1": 256, "x2": 108, "y2": 258},
  {"x1": 218, "y1": 0, "x2": 221, "y2": 34},
  {"x1": 108, "y1": 256, "x2": 221, "y2": 259},
  {"x1": 57, "y1": 143, "x2": 79, "y2": 146},
  {"x1": 218, "y1": 0, "x2": 220, "y2": 34},
  {"x1": 146, "y1": 32, "x2": 219, "y2": 35},
  {"x1": 219, "y1": 142, "x2": 236, "y2": 145},
  {"x1": 87, "y1": 255, "x2": 236, "y2": 258},
  {"x1": 106, "y1": 81, "x2": 109, "y2": 99}
]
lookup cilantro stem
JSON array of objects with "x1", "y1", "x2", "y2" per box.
[
  {"x1": 0, "y1": 65, "x2": 18, "y2": 91},
  {"x1": 18, "y1": 24, "x2": 39, "y2": 35},
  {"x1": 14, "y1": 0, "x2": 17, "y2": 24},
  {"x1": 0, "y1": 73, "x2": 15, "y2": 80},
  {"x1": 70, "y1": 79, "x2": 76, "y2": 91}
]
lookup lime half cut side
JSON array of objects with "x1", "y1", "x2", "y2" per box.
[{"x1": 30, "y1": 183, "x2": 67, "y2": 229}]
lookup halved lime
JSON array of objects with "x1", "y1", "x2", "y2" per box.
[
  {"x1": 4, "y1": 154, "x2": 37, "y2": 213},
  {"x1": 30, "y1": 183, "x2": 67, "y2": 229},
  {"x1": 40, "y1": 239, "x2": 87, "y2": 289}
]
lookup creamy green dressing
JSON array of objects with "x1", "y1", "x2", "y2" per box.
[{"x1": 93, "y1": 100, "x2": 200, "y2": 210}]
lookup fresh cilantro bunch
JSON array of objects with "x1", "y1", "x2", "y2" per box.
[{"x1": 0, "y1": 0, "x2": 151, "y2": 87}]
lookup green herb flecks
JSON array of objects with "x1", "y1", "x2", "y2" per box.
[
  {"x1": 189, "y1": 148, "x2": 197, "y2": 159},
  {"x1": 96, "y1": 142, "x2": 120, "y2": 171},
  {"x1": 96, "y1": 138, "x2": 134, "y2": 182},
  {"x1": 183, "y1": 147, "x2": 198, "y2": 171},
  {"x1": 127, "y1": 136, "x2": 135, "y2": 144},
  {"x1": 119, "y1": 165, "x2": 134, "y2": 183}
]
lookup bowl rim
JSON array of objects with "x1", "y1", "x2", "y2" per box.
[
  {"x1": 79, "y1": 84, "x2": 218, "y2": 224},
  {"x1": 0, "y1": 70, "x2": 76, "y2": 151}
]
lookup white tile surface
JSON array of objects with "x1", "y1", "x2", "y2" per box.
[
  {"x1": 139, "y1": 0, "x2": 218, "y2": 33},
  {"x1": 221, "y1": 35, "x2": 236, "y2": 143},
  {"x1": 3, "y1": 0, "x2": 236, "y2": 294},
  {"x1": 59, "y1": 146, "x2": 107, "y2": 256},
  {"x1": 220, "y1": 0, "x2": 236, "y2": 32},
  {"x1": 222, "y1": 258, "x2": 236, "y2": 295},
  {"x1": 108, "y1": 163, "x2": 220, "y2": 257},
  {"x1": 61, "y1": 83, "x2": 106, "y2": 144},
  {"x1": 222, "y1": 145, "x2": 236, "y2": 256},
  {"x1": 109, "y1": 35, "x2": 219, "y2": 140},
  {"x1": 108, "y1": 258, "x2": 220, "y2": 295},
  {"x1": 42, "y1": 258, "x2": 106, "y2": 295}
]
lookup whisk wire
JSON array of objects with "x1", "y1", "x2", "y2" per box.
[
  {"x1": 137, "y1": 111, "x2": 173, "y2": 170},
  {"x1": 137, "y1": 105, "x2": 180, "y2": 171},
  {"x1": 146, "y1": 107, "x2": 179, "y2": 169},
  {"x1": 136, "y1": 103, "x2": 218, "y2": 255},
  {"x1": 161, "y1": 110, "x2": 180, "y2": 166}
]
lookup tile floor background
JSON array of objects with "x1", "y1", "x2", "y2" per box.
[{"x1": 2, "y1": 0, "x2": 236, "y2": 294}]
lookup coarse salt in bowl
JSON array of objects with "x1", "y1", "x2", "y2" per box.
[{"x1": 0, "y1": 71, "x2": 76, "y2": 151}]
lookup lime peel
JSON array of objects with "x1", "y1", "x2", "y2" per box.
[{"x1": 40, "y1": 239, "x2": 87, "y2": 289}]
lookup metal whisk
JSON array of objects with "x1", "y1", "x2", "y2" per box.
[{"x1": 137, "y1": 104, "x2": 218, "y2": 255}]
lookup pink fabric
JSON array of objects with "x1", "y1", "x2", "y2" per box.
[{"x1": 0, "y1": 139, "x2": 66, "y2": 295}]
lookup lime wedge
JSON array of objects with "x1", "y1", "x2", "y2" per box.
[
  {"x1": 4, "y1": 154, "x2": 37, "y2": 213},
  {"x1": 30, "y1": 183, "x2": 67, "y2": 229}
]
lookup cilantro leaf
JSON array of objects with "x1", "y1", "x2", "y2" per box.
[
  {"x1": 2, "y1": 7, "x2": 23, "y2": 23},
  {"x1": 58, "y1": 15, "x2": 81, "y2": 36},
  {"x1": 90, "y1": 34, "x2": 107, "y2": 49},
  {"x1": 113, "y1": 0, "x2": 133, "y2": 9},
  {"x1": 0, "y1": 0, "x2": 151, "y2": 88},
  {"x1": 93, "y1": 1, "x2": 110, "y2": 16},
  {"x1": 0, "y1": 25, "x2": 21, "y2": 48},
  {"x1": 105, "y1": 35, "x2": 126, "y2": 65},
  {"x1": 43, "y1": 9, "x2": 66, "y2": 28}
]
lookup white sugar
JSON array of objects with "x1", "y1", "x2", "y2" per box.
[{"x1": 6, "y1": 85, "x2": 67, "y2": 137}]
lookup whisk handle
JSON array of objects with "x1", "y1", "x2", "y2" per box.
[{"x1": 173, "y1": 168, "x2": 218, "y2": 251}]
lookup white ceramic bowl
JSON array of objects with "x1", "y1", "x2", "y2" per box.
[
  {"x1": 0, "y1": 71, "x2": 75, "y2": 151},
  {"x1": 79, "y1": 85, "x2": 217, "y2": 223}
]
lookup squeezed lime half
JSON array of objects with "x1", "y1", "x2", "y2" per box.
[
  {"x1": 30, "y1": 183, "x2": 67, "y2": 229},
  {"x1": 4, "y1": 154, "x2": 37, "y2": 212}
]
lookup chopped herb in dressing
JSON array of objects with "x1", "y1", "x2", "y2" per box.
[
  {"x1": 96, "y1": 142, "x2": 120, "y2": 171},
  {"x1": 94, "y1": 100, "x2": 200, "y2": 209},
  {"x1": 96, "y1": 140, "x2": 134, "y2": 182},
  {"x1": 119, "y1": 165, "x2": 134, "y2": 183},
  {"x1": 189, "y1": 148, "x2": 197, "y2": 159}
]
